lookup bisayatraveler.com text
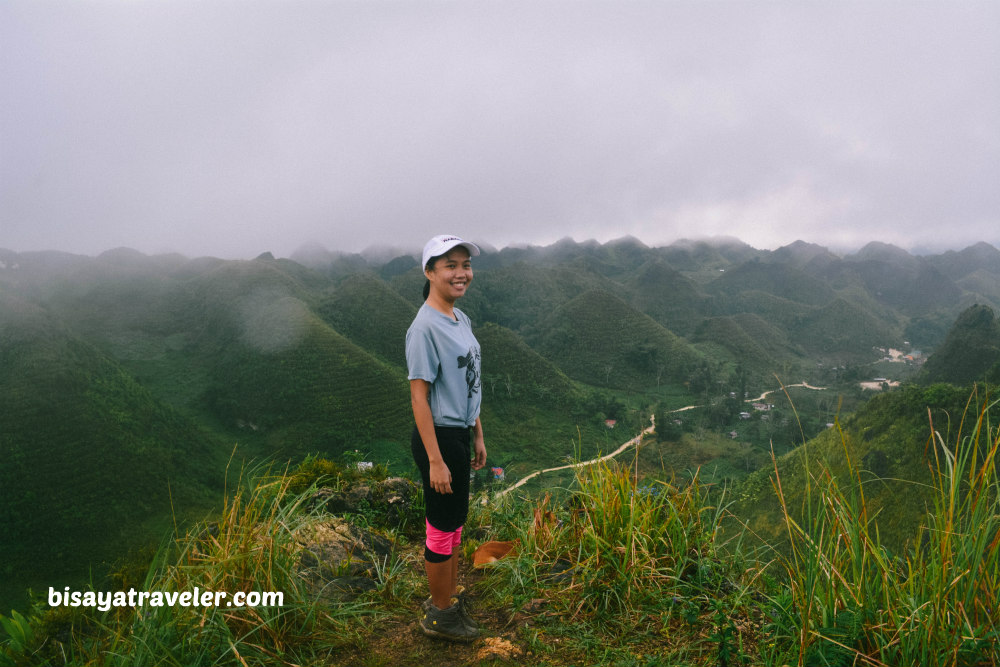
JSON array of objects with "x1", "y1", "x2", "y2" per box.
[{"x1": 48, "y1": 586, "x2": 284, "y2": 612}]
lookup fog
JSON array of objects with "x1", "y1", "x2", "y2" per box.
[{"x1": 2, "y1": 1, "x2": 997, "y2": 259}]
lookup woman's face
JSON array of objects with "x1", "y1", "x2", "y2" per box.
[{"x1": 426, "y1": 247, "x2": 473, "y2": 302}]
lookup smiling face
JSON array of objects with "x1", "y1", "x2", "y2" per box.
[{"x1": 425, "y1": 247, "x2": 473, "y2": 304}]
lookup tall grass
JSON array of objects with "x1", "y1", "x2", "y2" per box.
[
  {"x1": 1, "y1": 461, "x2": 384, "y2": 666},
  {"x1": 479, "y1": 389, "x2": 1000, "y2": 666},
  {"x1": 106, "y1": 464, "x2": 324, "y2": 667},
  {"x1": 478, "y1": 443, "x2": 763, "y2": 665},
  {"x1": 6, "y1": 390, "x2": 997, "y2": 666},
  {"x1": 567, "y1": 459, "x2": 729, "y2": 617},
  {"x1": 773, "y1": 392, "x2": 1000, "y2": 666}
]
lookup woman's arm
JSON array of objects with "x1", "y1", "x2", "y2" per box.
[
  {"x1": 471, "y1": 416, "x2": 487, "y2": 470},
  {"x1": 410, "y1": 379, "x2": 453, "y2": 494}
]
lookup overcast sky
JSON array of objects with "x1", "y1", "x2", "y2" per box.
[{"x1": 2, "y1": 1, "x2": 997, "y2": 260}]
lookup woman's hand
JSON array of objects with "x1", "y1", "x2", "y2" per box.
[
  {"x1": 471, "y1": 417, "x2": 487, "y2": 471},
  {"x1": 472, "y1": 437, "x2": 487, "y2": 471},
  {"x1": 429, "y1": 459, "x2": 453, "y2": 494}
]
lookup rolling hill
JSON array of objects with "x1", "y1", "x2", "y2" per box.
[
  {"x1": 0, "y1": 291, "x2": 225, "y2": 612},
  {"x1": 622, "y1": 259, "x2": 714, "y2": 336},
  {"x1": 4, "y1": 236, "x2": 1000, "y2": 616},
  {"x1": 919, "y1": 304, "x2": 1000, "y2": 385},
  {"x1": 316, "y1": 273, "x2": 417, "y2": 367},
  {"x1": 533, "y1": 289, "x2": 704, "y2": 390},
  {"x1": 730, "y1": 382, "x2": 998, "y2": 554}
]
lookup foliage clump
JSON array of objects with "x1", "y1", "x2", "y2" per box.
[
  {"x1": 768, "y1": 387, "x2": 1000, "y2": 666},
  {"x1": 4, "y1": 390, "x2": 1000, "y2": 666},
  {"x1": 0, "y1": 458, "x2": 410, "y2": 667}
]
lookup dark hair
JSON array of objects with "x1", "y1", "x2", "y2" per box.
[{"x1": 422, "y1": 256, "x2": 441, "y2": 300}]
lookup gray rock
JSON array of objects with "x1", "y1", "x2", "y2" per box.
[{"x1": 294, "y1": 517, "x2": 394, "y2": 602}]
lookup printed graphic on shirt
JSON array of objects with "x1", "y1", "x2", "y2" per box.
[{"x1": 457, "y1": 348, "x2": 481, "y2": 398}]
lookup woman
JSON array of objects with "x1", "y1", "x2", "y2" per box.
[{"x1": 406, "y1": 234, "x2": 487, "y2": 642}]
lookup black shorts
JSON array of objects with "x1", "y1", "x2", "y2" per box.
[{"x1": 411, "y1": 425, "x2": 471, "y2": 533}]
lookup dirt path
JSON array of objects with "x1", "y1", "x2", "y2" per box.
[
  {"x1": 494, "y1": 382, "x2": 827, "y2": 498},
  {"x1": 495, "y1": 415, "x2": 656, "y2": 499},
  {"x1": 745, "y1": 382, "x2": 826, "y2": 403}
]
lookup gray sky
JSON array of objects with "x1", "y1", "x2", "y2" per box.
[{"x1": 2, "y1": 1, "x2": 998, "y2": 259}]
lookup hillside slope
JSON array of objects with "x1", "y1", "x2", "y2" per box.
[
  {"x1": 316, "y1": 273, "x2": 417, "y2": 366},
  {"x1": 919, "y1": 304, "x2": 1000, "y2": 385},
  {"x1": 533, "y1": 289, "x2": 703, "y2": 389},
  {"x1": 0, "y1": 292, "x2": 224, "y2": 611},
  {"x1": 730, "y1": 383, "x2": 995, "y2": 552}
]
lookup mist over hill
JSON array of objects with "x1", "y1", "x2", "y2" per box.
[
  {"x1": 919, "y1": 303, "x2": 1000, "y2": 385},
  {"x1": 2, "y1": 236, "x2": 1000, "y2": 612}
]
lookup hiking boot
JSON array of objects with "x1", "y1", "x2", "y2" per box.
[
  {"x1": 455, "y1": 589, "x2": 479, "y2": 632},
  {"x1": 422, "y1": 588, "x2": 479, "y2": 632},
  {"x1": 420, "y1": 598, "x2": 479, "y2": 642}
]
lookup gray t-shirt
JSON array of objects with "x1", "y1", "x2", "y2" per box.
[{"x1": 405, "y1": 303, "x2": 482, "y2": 428}]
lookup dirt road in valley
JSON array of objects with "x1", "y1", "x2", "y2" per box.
[
  {"x1": 495, "y1": 415, "x2": 657, "y2": 498},
  {"x1": 745, "y1": 382, "x2": 826, "y2": 403},
  {"x1": 494, "y1": 382, "x2": 826, "y2": 499}
]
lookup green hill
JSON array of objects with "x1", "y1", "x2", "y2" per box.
[
  {"x1": 708, "y1": 260, "x2": 837, "y2": 306},
  {"x1": 658, "y1": 237, "x2": 761, "y2": 276},
  {"x1": 316, "y1": 273, "x2": 417, "y2": 367},
  {"x1": 926, "y1": 240, "x2": 1000, "y2": 281},
  {"x1": 0, "y1": 292, "x2": 224, "y2": 612},
  {"x1": 6, "y1": 237, "x2": 1000, "y2": 622},
  {"x1": 712, "y1": 289, "x2": 813, "y2": 331},
  {"x1": 473, "y1": 322, "x2": 579, "y2": 404},
  {"x1": 199, "y1": 308, "x2": 413, "y2": 461},
  {"x1": 466, "y1": 261, "x2": 612, "y2": 336},
  {"x1": 730, "y1": 382, "x2": 994, "y2": 553},
  {"x1": 622, "y1": 259, "x2": 713, "y2": 336},
  {"x1": 839, "y1": 254, "x2": 962, "y2": 316},
  {"x1": 792, "y1": 297, "x2": 904, "y2": 361},
  {"x1": 919, "y1": 304, "x2": 1000, "y2": 385},
  {"x1": 472, "y1": 322, "x2": 615, "y2": 472},
  {"x1": 955, "y1": 270, "x2": 1000, "y2": 312},
  {"x1": 690, "y1": 313, "x2": 804, "y2": 376},
  {"x1": 534, "y1": 289, "x2": 703, "y2": 390},
  {"x1": 765, "y1": 239, "x2": 841, "y2": 271}
]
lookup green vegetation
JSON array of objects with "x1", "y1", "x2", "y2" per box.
[
  {"x1": 731, "y1": 383, "x2": 1000, "y2": 553},
  {"x1": 315, "y1": 273, "x2": 416, "y2": 367},
  {"x1": 920, "y1": 304, "x2": 1000, "y2": 385},
  {"x1": 5, "y1": 386, "x2": 997, "y2": 665},
  {"x1": 0, "y1": 460, "x2": 413, "y2": 667},
  {"x1": 768, "y1": 393, "x2": 1000, "y2": 666},
  {"x1": 4, "y1": 236, "x2": 1000, "y2": 657},
  {"x1": 0, "y1": 292, "x2": 224, "y2": 614},
  {"x1": 534, "y1": 289, "x2": 703, "y2": 390}
]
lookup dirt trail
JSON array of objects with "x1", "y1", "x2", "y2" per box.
[
  {"x1": 495, "y1": 415, "x2": 656, "y2": 498},
  {"x1": 745, "y1": 382, "x2": 826, "y2": 403},
  {"x1": 494, "y1": 382, "x2": 827, "y2": 498}
]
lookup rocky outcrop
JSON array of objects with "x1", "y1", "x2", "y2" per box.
[
  {"x1": 305, "y1": 477, "x2": 421, "y2": 531},
  {"x1": 293, "y1": 477, "x2": 421, "y2": 601},
  {"x1": 294, "y1": 517, "x2": 394, "y2": 601}
]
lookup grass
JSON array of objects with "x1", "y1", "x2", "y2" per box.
[
  {"x1": 4, "y1": 388, "x2": 999, "y2": 666},
  {"x1": 0, "y1": 457, "x2": 403, "y2": 667},
  {"x1": 467, "y1": 386, "x2": 1000, "y2": 666},
  {"x1": 467, "y1": 449, "x2": 766, "y2": 666},
  {"x1": 771, "y1": 389, "x2": 1000, "y2": 666}
]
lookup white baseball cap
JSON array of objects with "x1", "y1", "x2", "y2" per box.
[{"x1": 421, "y1": 234, "x2": 481, "y2": 269}]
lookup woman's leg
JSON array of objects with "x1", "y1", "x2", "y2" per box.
[
  {"x1": 412, "y1": 426, "x2": 470, "y2": 609},
  {"x1": 424, "y1": 521, "x2": 463, "y2": 609},
  {"x1": 425, "y1": 557, "x2": 454, "y2": 610}
]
